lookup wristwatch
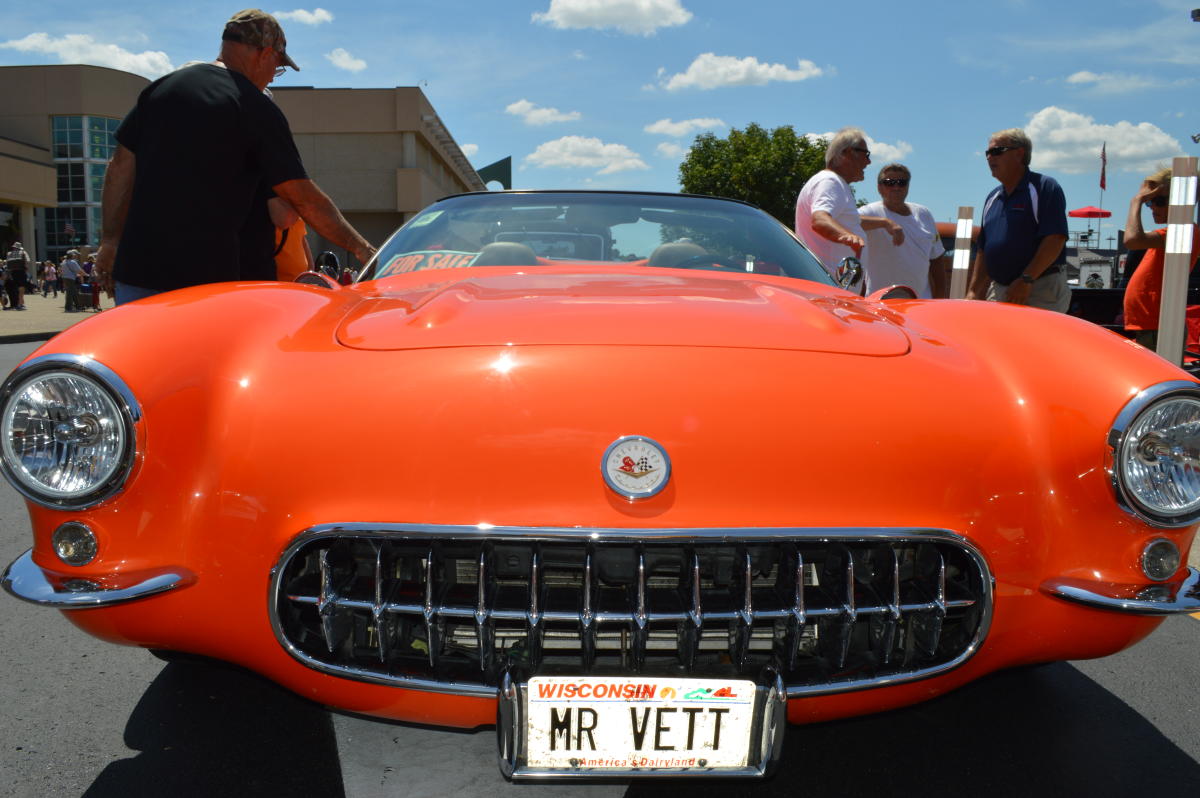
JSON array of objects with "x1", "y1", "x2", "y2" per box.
[{"x1": 1019, "y1": 273, "x2": 1035, "y2": 284}]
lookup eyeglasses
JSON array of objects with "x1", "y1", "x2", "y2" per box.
[
  {"x1": 985, "y1": 145, "x2": 1019, "y2": 158},
  {"x1": 850, "y1": 147, "x2": 871, "y2": 157},
  {"x1": 879, "y1": 178, "x2": 909, "y2": 187},
  {"x1": 274, "y1": 66, "x2": 287, "y2": 78},
  {"x1": 1144, "y1": 196, "x2": 1169, "y2": 208}
]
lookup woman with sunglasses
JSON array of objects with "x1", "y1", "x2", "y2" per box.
[{"x1": 1122, "y1": 167, "x2": 1200, "y2": 350}]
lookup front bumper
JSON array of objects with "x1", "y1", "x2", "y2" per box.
[
  {"x1": 1042, "y1": 567, "x2": 1200, "y2": 615},
  {"x1": 2, "y1": 548, "x2": 192, "y2": 608}
]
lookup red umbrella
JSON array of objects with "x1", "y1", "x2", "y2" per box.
[{"x1": 1069, "y1": 206, "x2": 1112, "y2": 218}]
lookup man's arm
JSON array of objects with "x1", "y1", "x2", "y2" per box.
[
  {"x1": 858, "y1": 215, "x2": 905, "y2": 245},
  {"x1": 811, "y1": 210, "x2": 865, "y2": 255},
  {"x1": 1124, "y1": 179, "x2": 1165, "y2": 251},
  {"x1": 95, "y1": 144, "x2": 136, "y2": 293},
  {"x1": 966, "y1": 250, "x2": 991, "y2": 300},
  {"x1": 273, "y1": 178, "x2": 376, "y2": 266},
  {"x1": 929, "y1": 254, "x2": 951, "y2": 298}
]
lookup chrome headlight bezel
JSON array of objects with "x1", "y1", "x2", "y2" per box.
[
  {"x1": 1109, "y1": 380, "x2": 1200, "y2": 528},
  {"x1": 0, "y1": 354, "x2": 142, "y2": 510}
]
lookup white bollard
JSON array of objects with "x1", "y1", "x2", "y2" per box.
[{"x1": 1155, "y1": 156, "x2": 1198, "y2": 366}]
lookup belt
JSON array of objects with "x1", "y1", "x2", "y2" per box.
[{"x1": 999, "y1": 264, "x2": 1060, "y2": 286}]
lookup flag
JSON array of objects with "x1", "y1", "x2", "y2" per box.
[
  {"x1": 1099, "y1": 142, "x2": 1107, "y2": 191},
  {"x1": 63, "y1": 221, "x2": 76, "y2": 237}
]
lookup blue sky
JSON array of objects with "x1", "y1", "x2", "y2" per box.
[{"x1": 2, "y1": 0, "x2": 1197, "y2": 245}]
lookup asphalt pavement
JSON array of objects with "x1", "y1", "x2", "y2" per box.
[{"x1": 0, "y1": 286, "x2": 110, "y2": 344}]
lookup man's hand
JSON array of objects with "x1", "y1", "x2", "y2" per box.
[
  {"x1": 835, "y1": 232, "x2": 865, "y2": 257},
  {"x1": 1004, "y1": 280, "x2": 1032, "y2": 306},
  {"x1": 885, "y1": 220, "x2": 905, "y2": 246},
  {"x1": 94, "y1": 244, "x2": 116, "y2": 297}
]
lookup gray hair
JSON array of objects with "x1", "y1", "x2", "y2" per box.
[
  {"x1": 878, "y1": 163, "x2": 911, "y2": 180},
  {"x1": 990, "y1": 128, "x2": 1032, "y2": 166},
  {"x1": 826, "y1": 127, "x2": 867, "y2": 167}
]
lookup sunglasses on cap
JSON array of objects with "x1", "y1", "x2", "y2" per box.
[{"x1": 879, "y1": 178, "x2": 909, "y2": 187}]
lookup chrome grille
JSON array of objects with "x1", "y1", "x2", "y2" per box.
[{"x1": 270, "y1": 526, "x2": 991, "y2": 698}]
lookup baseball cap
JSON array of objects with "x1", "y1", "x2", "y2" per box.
[{"x1": 222, "y1": 9, "x2": 299, "y2": 71}]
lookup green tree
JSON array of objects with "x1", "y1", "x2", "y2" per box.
[{"x1": 677, "y1": 123, "x2": 828, "y2": 226}]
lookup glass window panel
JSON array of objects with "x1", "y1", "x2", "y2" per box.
[{"x1": 67, "y1": 116, "x2": 82, "y2": 130}]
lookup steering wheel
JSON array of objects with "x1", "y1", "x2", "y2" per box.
[{"x1": 667, "y1": 254, "x2": 747, "y2": 273}]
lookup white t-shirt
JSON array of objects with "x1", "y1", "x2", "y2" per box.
[
  {"x1": 795, "y1": 170, "x2": 863, "y2": 274},
  {"x1": 858, "y1": 201, "x2": 945, "y2": 298}
]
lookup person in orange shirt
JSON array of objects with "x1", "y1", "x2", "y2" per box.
[
  {"x1": 268, "y1": 196, "x2": 315, "y2": 282},
  {"x1": 1123, "y1": 166, "x2": 1200, "y2": 349}
]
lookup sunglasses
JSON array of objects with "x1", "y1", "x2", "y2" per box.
[
  {"x1": 985, "y1": 145, "x2": 1019, "y2": 158},
  {"x1": 850, "y1": 146, "x2": 871, "y2": 157},
  {"x1": 879, "y1": 178, "x2": 909, "y2": 187},
  {"x1": 1144, "y1": 196, "x2": 1169, "y2": 208}
]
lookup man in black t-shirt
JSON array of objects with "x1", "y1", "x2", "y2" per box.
[{"x1": 96, "y1": 9, "x2": 375, "y2": 304}]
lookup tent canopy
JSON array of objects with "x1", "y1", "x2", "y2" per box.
[{"x1": 1069, "y1": 206, "x2": 1112, "y2": 218}]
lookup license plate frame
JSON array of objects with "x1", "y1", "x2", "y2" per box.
[{"x1": 497, "y1": 671, "x2": 786, "y2": 780}]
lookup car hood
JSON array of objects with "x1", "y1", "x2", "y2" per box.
[{"x1": 336, "y1": 271, "x2": 911, "y2": 356}]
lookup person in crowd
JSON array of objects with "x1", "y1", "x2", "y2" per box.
[
  {"x1": 795, "y1": 127, "x2": 903, "y2": 280},
  {"x1": 4, "y1": 242, "x2": 30, "y2": 310},
  {"x1": 42, "y1": 260, "x2": 57, "y2": 297},
  {"x1": 84, "y1": 254, "x2": 103, "y2": 311},
  {"x1": 60, "y1": 250, "x2": 84, "y2": 312},
  {"x1": 858, "y1": 164, "x2": 950, "y2": 298},
  {"x1": 1122, "y1": 167, "x2": 1200, "y2": 349},
  {"x1": 966, "y1": 128, "x2": 1069, "y2": 312},
  {"x1": 95, "y1": 8, "x2": 375, "y2": 305}
]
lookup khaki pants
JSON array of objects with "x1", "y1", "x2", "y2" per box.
[{"x1": 986, "y1": 269, "x2": 1070, "y2": 313}]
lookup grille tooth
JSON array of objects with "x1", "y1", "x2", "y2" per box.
[
  {"x1": 730, "y1": 550, "x2": 754, "y2": 667},
  {"x1": 526, "y1": 546, "x2": 544, "y2": 670},
  {"x1": 780, "y1": 544, "x2": 806, "y2": 671},
  {"x1": 422, "y1": 546, "x2": 441, "y2": 668},
  {"x1": 579, "y1": 548, "x2": 596, "y2": 670},
  {"x1": 273, "y1": 532, "x2": 990, "y2": 696},
  {"x1": 317, "y1": 548, "x2": 352, "y2": 653},
  {"x1": 911, "y1": 544, "x2": 948, "y2": 658},
  {"x1": 475, "y1": 548, "x2": 495, "y2": 674},
  {"x1": 372, "y1": 544, "x2": 391, "y2": 663},
  {"x1": 678, "y1": 550, "x2": 703, "y2": 671},
  {"x1": 629, "y1": 550, "x2": 649, "y2": 671}
]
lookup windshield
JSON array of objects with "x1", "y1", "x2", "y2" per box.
[{"x1": 360, "y1": 192, "x2": 835, "y2": 284}]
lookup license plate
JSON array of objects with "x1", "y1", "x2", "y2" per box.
[{"x1": 523, "y1": 676, "x2": 757, "y2": 771}]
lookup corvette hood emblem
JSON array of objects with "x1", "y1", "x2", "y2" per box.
[{"x1": 602, "y1": 436, "x2": 671, "y2": 500}]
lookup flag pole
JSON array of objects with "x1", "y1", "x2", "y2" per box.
[{"x1": 1098, "y1": 142, "x2": 1107, "y2": 252}]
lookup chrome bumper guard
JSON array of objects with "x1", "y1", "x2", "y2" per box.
[
  {"x1": 1043, "y1": 567, "x2": 1200, "y2": 615},
  {"x1": 2, "y1": 548, "x2": 191, "y2": 608}
]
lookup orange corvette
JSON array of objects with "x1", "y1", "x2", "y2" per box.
[{"x1": 3, "y1": 191, "x2": 1198, "y2": 780}]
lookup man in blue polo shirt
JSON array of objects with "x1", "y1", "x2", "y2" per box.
[{"x1": 966, "y1": 128, "x2": 1069, "y2": 312}]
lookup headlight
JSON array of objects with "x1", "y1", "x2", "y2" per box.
[
  {"x1": 0, "y1": 355, "x2": 140, "y2": 509},
  {"x1": 1111, "y1": 381, "x2": 1200, "y2": 527}
]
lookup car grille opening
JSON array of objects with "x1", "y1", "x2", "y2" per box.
[{"x1": 271, "y1": 528, "x2": 990, "y2": 697}]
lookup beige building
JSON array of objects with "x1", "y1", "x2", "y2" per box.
[{"x1": 0, "y1": 64, "x2": 483, "y2": 268}]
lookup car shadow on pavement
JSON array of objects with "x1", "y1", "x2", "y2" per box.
[
  {"x1": 624, "y1": 661, "x2": 1200, "y2": 798},
  {"x1": 82, "y1": 658, "x2": 344, "y2": 798}
]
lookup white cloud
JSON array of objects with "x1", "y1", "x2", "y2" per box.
[
  {"x1": 272, "y1": 8, "x2": 334, "y2": 25},
  {"x1": 809, "y1": 131, "x2": 912, "y2": 163},
  {"x1": 461, "y1": 143, "x2": 479, "y2": 157},
  {"x1": 656, "y1": 142, "x2": 686, "y2": 158},
  {"x1": 505, "y1": 99, "x2": 582, "y2": 125},
  {"x1": 572, "y1": 50, "x2": 587, "y2": 60},
  {"x1": 661, "y1": 53, "x2": 822, "y2": 91},
  {"x1": 532, "y1": 0, "x2": 691, "y2": 36},
  {"x1": 0, "y1": 32, "x2": 173, "y2": 78},
  {"x1": 1066, "y1": 70, "x2": 1160, "y2": 94},
  {"x1": 1024, "y1": 106, "x2": 1184, "y2": 174},
  {"x1": 644, "y1": 117, "x2": 725, "y2": 137},
  {"x1": 525, "y1": 136, "x2": 649, "y2": 174},
  {"x1": 325, "y1": 48, "x2": 366, "y2": 72}
]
